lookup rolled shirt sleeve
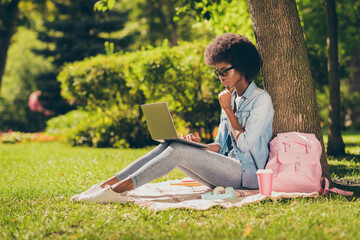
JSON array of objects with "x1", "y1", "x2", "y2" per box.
[{"x1": 214, "y1": 110, "x2": 230, "y2": 155}]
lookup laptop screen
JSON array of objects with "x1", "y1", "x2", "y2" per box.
[{"x1": 141, "y1": 102, "x2": 178, "y2": 141}]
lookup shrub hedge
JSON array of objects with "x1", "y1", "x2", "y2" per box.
[{"x1": 55, "y1": 42, "x2": 224, "y2": 148}]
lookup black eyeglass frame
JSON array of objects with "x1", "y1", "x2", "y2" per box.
[{"x1": 214, "y1": 66, "x2": 237, "y2": 78}]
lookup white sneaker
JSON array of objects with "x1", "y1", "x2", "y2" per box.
[
  {"x1": 71, "y1": 184, "x2": 102, "y2": 202},
  {"x1": 78, "y1": 185, "x2": 129, "y2": 204}
]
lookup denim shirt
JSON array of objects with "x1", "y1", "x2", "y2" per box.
[{"x1": 214, "y1": 81, "x2": 274, "y2": 189}]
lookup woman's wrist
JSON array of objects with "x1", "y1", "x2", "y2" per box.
[
  {"x1": 206, "y1": 143, "x2": 221, "y2": 153},
  {"x1": 223, "y1": 107, "x2": 233, "y2": 113}
]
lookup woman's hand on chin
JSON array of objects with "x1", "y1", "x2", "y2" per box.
[{"x1": 218, "y1": 88, "x2": 232, "y2": 111}]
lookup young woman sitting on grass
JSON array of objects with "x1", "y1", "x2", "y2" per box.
[{"x1": 71, "y1": 33, "x2": 275, "y2": 203}]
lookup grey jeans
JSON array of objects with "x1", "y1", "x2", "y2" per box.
[{"x1": 114, "y1": 142, "x2": 243, "y2": 189}]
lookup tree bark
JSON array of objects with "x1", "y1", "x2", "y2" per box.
[
  {"x1": 0, "y1": 0, "x2": 21, "y2": 94},
  {"x1": 325, "y1": 0, "x2": 345, "y2": 156},
  {"x1": 247, "y1": 0, "x2": 331, "y2": 179}
]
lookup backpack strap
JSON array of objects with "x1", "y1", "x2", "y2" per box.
[
  {"x1": 282, "y1": 141, "x2": 311, "y2": 153},
  {"x1": 320, "y1": 177, "x2": 353, "y2": 196}
]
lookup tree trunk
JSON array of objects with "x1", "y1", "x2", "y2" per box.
[
  {"x1": 165, "y1": 0, "x2": 178, "y2": 46},
  {"x1": 326, "y1": 0, "x2": 345, "y2": 156},
  {"x1": 247, "y1": 0, "x2": 331, "y2": 179},
  {"x1": 0, "y1": 0, "x2": 21, "y2": 94}
]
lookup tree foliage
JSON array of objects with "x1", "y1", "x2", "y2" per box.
[
  {"x1": 35, "y1": 0, "x2": 133, "y2": 66},
  {"x1": 33, "y1": 0, "x2": 135, "y2": 116},
  {"x1": 176, "y1": 0, "x2": 255, "y2": 42}
]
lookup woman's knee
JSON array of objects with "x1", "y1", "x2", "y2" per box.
[
  {"x1": 165, "y1": 142, "x2": 193, "y2": 161},
  {"x1": 151, "y1": 142, "x2": 185, "y2": 162},
  {"x1": 169, "y1": 142, "x2": 189, "y2": 151}
]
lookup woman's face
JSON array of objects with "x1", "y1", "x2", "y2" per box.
[{"x1": 215, "y1": 62, "x2": 243, "y2": 90}]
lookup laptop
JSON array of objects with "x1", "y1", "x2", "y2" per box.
[{"x1": 141, "y1": 102, "x2": 209, "y2": 148}]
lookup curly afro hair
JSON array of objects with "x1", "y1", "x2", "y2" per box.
[{"x1": 204, "y1": 33, "x2": 261, "y2": 81}]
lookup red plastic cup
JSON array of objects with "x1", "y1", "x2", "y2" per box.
[{"x1": 256, "y1": 169, "x2": 273, "y2": 196}]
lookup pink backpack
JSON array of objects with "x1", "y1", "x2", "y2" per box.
[{"x1": 265, "y1": 132, "x2": 352, "y2": 195}]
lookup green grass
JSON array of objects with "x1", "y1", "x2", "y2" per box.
[
  {"x1": 324, "y1": 133, "x2": 360, "y2": 186},
  {"x1": 1, "y1": 133, "x2": 359, "y2": 239}
]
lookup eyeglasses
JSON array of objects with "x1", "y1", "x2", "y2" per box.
[{"x1": 214, "y1": 66, "x2": 236, "y2": 78}]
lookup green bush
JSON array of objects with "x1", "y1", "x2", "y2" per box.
[
  {"x1": 46, "y1": 109, "x2": 152, "y2": 148},
  {"x1": 57, "y1": 41, "x2": 224, "y2": 147},
  {"x1": 46, "y1": 110, "x2": 89, "y2": 137}
]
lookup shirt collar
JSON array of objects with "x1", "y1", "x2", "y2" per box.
[{"x1": 232, "y1": 81, "x2": 257, "y2": 99}]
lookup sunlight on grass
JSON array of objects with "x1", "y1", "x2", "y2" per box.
[{"x1": 323, "y1": 132, "x2": 360, "y2": 155}]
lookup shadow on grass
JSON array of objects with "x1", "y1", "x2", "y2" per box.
[
  {"x1": 328, "y1": 153, "x2": 360, "y2": 162},
  {"x1": 329, "y1": 164, "x2": 360, "y2": 177},
  {"x1": 327, "y1": 152, "x2": 360, "y2": 197},
  {"x1": 345, "y1": 143, "x2": 360, "y2": 147},
  {"x1": 331, "y1": 183, "x2": 360, "y2": 198},
  {"x1": 329, "y1": 154, "x2": 360, "y2": 176}
]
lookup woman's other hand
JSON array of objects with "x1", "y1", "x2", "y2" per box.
[
  {"x1": 180, "y1": 134, "x2": 200, "y2": 143},
  {"x1": 218, "y1": 89, "x2": 232, "y2": 111}
]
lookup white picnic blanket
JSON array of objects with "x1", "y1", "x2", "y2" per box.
[{"x1": 127, "y1": 179, "x2": 319, "y2": 211}]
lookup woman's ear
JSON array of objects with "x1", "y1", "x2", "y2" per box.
[{"x1": 237, "y1": 70, "x2": 245, "y2": 82}]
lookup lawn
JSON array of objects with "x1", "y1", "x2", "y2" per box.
[{"x1": 1, "y1": 133, "x2": 359, "y2": 239}]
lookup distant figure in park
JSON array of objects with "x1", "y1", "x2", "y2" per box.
[
  {"x1": 72, "y1": 33, "x2": 275, "y2": 203},
  {"x1": 28, "y1": 91, "x2": 54, "y2": 116},
  {"x1": 28, "y1": 91, "x2": 43, "y2": 112}
]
